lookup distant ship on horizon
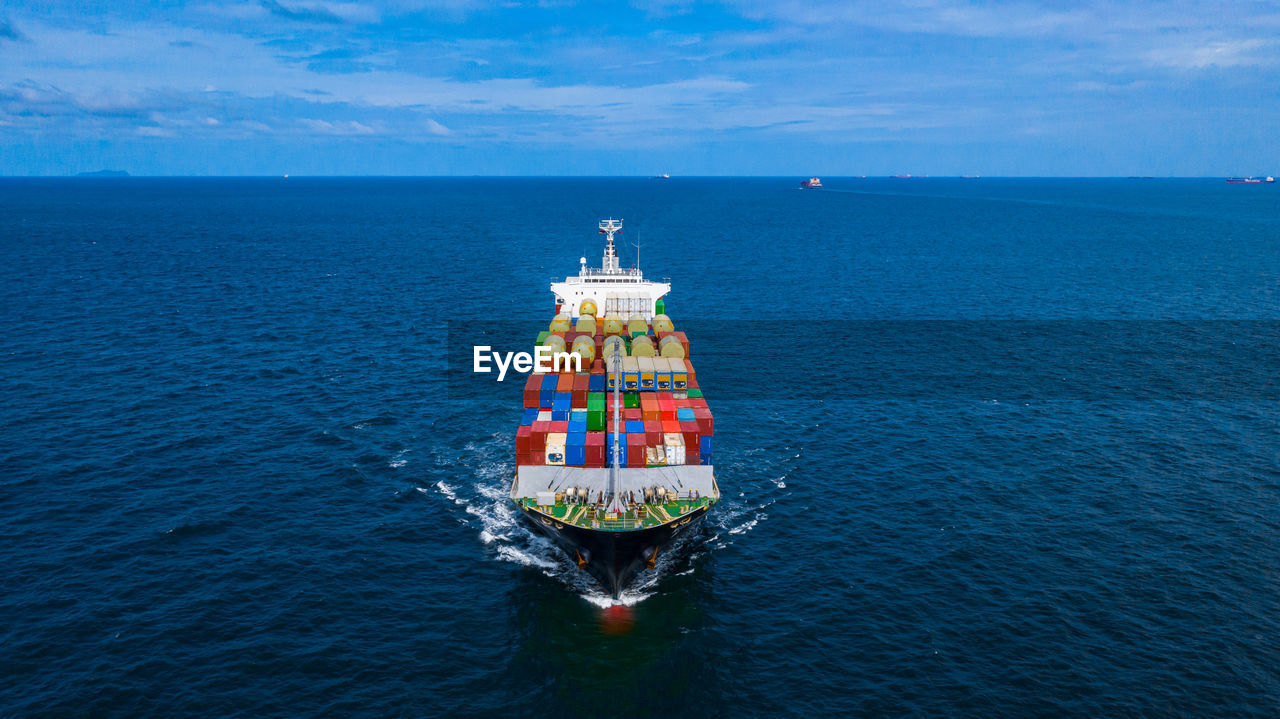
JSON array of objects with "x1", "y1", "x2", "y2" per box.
[
  {"x1": 800, "y1": 177, "x2": 822, "y2": 188},
  {"x1": 1226, "y1": 176, "x2": 1274, "y2": 184}
]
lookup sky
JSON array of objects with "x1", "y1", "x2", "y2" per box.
[{"x1": 0, "y1": 0, "x2": 1277, "y2": 176}]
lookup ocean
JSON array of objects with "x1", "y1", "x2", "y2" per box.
[{"x1": 3, "y1": 177, "x2": 1279, "y2": 716}]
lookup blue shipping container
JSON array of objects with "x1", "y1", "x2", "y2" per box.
[
  {"x1": 568, "y1": 420, "x2": 587, "y2": 433},
  {"x1": 626, "y1": 420, "x2": 645, "y2": 434},
  {"x1": 570, "y1": 410, "x2": 588, "y2": 422},
  {"x1": 551, "y1": 398, "x2": 571, "y2": 421},
  {"x1": 676, "y1": 407, "x2": 695, "y2": 421},
  {"x1": 588, "y1": 375, "x2": 606, "y2": 392},
  {"x1": 521, "y1": 408, "x2": 538, "y2": 425},
  {"x1": 566, "y1": 444, "x2": 586, "y2": 466}
]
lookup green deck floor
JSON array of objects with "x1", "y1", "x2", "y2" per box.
[{"x1": 519, "y1": 497, "x2": 715, "y2": 530}]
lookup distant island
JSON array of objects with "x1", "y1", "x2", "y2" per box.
[{"x1": 75, "y1": 170, "x2": 130, "y2": 177}]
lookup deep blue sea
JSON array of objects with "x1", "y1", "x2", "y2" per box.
[{"x1": 3, "y1": 177, "x2": 1279, "y2": 716}]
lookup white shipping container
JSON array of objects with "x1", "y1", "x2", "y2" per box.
[
  {"x1": 665, "y1": 445, "x2": 685, "y2": 465},
  {"x1": 664, "y1": 432, "x2": 685, "y2": 465},
  {"x1": 545, "y1": 432, "x2": 567, "y2": 466}
]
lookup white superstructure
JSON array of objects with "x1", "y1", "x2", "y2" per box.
[{"x1": 550, "y1": 219, "x2": 670, "y2": 318}]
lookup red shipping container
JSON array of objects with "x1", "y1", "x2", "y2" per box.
[
  {"x1": 591, "y1": 359, "x2": 605, "y2": 374},
  {"x1": 662, "y1": 419, "x2": 682, "y2": 434},
  {"x1": 683, "y1": 431, "x2": 700, "y2": 457},
  {"x1": 532, "y1": 420, "x2": 551, "y2": 434},
  {"x1": 626, "y1": 433, "x2": 646, "y2": 467},
  {"x1": 523, "y1": 374, "x2": 541, "y2": 409},
  {"x1": 624, "y1": 408, "x2": 642, "y2": 422},
  {"x1": 530, "y1": 430, "x2": 547, "y2": 452},
  {"x1": 689, "y1": 397, "x2": 708, "y2": 409},
  {"x1": 688, "y1": 377, "x2": 699, "y2": 389},
  {"x1": 694, "y1": 408, "x2": 714, "y2": 435},
  {"x1": 572, "y1": 374, "x2": 590, "y2": 407},
  {"x1": 556, "y1": 374, "x2": 574, "y2": 392},
  {"x1": 674, "y1": 397, "x2": 691, "y2": 409},
  {"x1": 516, "y1": 426, "x2": 531, "y2": 455},
  {"x1": 530, "y1": 451, "x2": 545, "y2": 465},
  {"x1": 517, "y1": 453, "x2": 532, "y2": 466},
  {"x1": 549, "y1": 420, "x2": 569, "y2": 433},
  {"x1": 680, "y1": 420, "x2": 699, "y2": 435}
]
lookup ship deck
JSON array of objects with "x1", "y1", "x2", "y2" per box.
[{"x1": 518, "y1": 496, "x2": 716, "y2": 531}]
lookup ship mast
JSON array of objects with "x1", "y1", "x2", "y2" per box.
[
  {"x1": 599, "y1": 218, "x2": 622, "y2": 275},
  {"x1": 607, "y1": 339, "x2": 626, "y2": 516}
]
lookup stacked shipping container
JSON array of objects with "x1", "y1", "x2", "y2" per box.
[{"x1": 514, "y1": 313, "x2": 712, "y2": 470}]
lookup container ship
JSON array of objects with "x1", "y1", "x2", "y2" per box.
[
  {"x1": 800, "y1": 177, "x2": 823, "y2": 188},
  {"x1": 510, "y1": 219, "x2": 719, "y2": 598},
  {"x1": 1226, "y1": 176, "x2": 1275, "y2": 183}
]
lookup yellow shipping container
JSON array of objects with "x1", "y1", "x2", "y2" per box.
[
  {"x1": 602, "y1": 335, "x2": 626, "y2": 360},
  {"x1": 571, "y1": 336, "x2": 596, "y2": 365},
  {"x1": 630, "y1": 335, "x2": 656, "y2": 357}
]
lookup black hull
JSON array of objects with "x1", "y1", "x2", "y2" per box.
[{"x1": 519, "y1": 505, "x2": 710, "y2": 598}]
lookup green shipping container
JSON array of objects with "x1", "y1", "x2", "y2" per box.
[
  {"x1": 688, "y1": 388, "x2": 704, "y2": 399},
  {"x1": 624, "y1": 392, "x2": 640, "y2": 409},
  {"x1": 587, "y1": 411, "x2": 606, "y2": 431},
  {"x1": 536, "y1": 330, "x2": 550, "y2": 345},
  {"x1": 655, "y1": 298, "x2": 665, "y2": 315}
]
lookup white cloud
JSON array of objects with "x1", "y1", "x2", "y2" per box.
[
  {"x1": 1145, "y1": 39, "x2": 1273, "y2": 69},
  {"x1": 300, "y1": 118, "x2": 377, "y2": 134}
]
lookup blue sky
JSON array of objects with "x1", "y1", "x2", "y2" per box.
[{"x1": 1, "y1": 1, "x2": 1276, "y2": 175}]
